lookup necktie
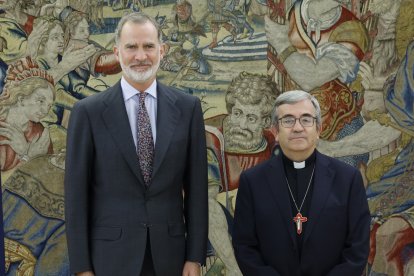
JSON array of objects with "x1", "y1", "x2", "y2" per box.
[{"x1": 137, "y1": 92, "x2": 154, "y2": 186}]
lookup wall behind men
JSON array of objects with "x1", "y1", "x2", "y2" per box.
[{"x1": 1, "y1": 0, "x2": 414, "y2": 275}]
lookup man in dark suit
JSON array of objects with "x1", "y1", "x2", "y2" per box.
[
  {"x1": 232, "y1": 90, "x2": 370, "y2": 276},
  {"x1": 64, "y1": 12, "x2": 208, "y2": 276}
]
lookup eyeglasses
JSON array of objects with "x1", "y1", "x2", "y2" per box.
[{"x1": 278, "y1": 115, "x2": 316, "y2": 128}]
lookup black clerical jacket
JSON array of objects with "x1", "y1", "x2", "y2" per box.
[{"x1": 232, "y1": 148, "x2": 370, "y2": 276}]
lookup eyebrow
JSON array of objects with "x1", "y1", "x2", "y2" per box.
[
  {"x1": 124, "y1": 41, "x2": 156, "y2": 46},
  {"x1": 281, "y1": 113, "x2": 315, "y2": 118},
  {"x1": 124, "y1": 42, "x2": 137, "y2": 48}
]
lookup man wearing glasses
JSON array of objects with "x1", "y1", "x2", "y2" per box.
[{"x1": 232, "y1": 90, "x2": 370, "y2": 276}]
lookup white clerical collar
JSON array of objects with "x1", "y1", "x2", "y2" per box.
[
  {"x1": 293, "y1": 161, "x2": 306, "y2": 169},
  {"x1": 280, "y1": 147, "x2": 316, "y2": 170}
]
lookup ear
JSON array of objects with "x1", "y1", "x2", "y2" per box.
[
  {"x1": 113, "y1": 45, "x2": 120, "y2": 62},
  {"x1": 270, "y1": 124, "x2": 279, "y2": 142},
  {"x1": 263, "y1": 117, "x2": 271, "y2": 128},
  {"x1": 160, "y1": 43, "x2": 166, "y2": 59},
  {"x1": 316, "y1": 123, "x2": 322, "y2": 139}
]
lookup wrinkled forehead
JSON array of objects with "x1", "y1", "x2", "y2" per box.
[{"x1": 233, "y1": 99, "x2": 266, "y2": 116}]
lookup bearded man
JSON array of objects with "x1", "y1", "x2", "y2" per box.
[
  {"x1": 65, "y1": 12, "x2": 208, "y2": 276},
  {"x1": 206, "y1": 71, "x2": 279, "y2": 193}
]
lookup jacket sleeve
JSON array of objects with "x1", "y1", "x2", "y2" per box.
[
  {"x1": 64, "y1": 101, "x2": 95, "y2": 273},
  {"x1": 233, "y1": 173, "x2": 281, "y2": 276},
  {"x1": 326, "y1": 170, "x2": 370, "y2": 276},
  {"x1": 183, "y1": 97, "x2": 208, "y2": 265}
]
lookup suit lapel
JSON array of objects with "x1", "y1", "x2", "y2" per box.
[
  {"x1": 152, "y1": 82, "x2": 180, "y2": 177},
  {"x1": 266, "y1": 149, "x2": 297, "y2": 248},
  {"x1": 304, "y1": 152, "x2": 335, "y2": 243},
  {"x1": 101, "y1": 82, "x2": 145, "y2": 185}
]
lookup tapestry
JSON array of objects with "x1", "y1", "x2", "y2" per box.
[{"x1": 0, "y1": 0, "x2": 413, "y2": 275}]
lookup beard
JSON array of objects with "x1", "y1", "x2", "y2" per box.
[
  {"x1": 223, "y1": 117, "x2": 264, "y2": 152},
  {"x1": 119, "y1": 57, "x2": 160, "y2": 84}
]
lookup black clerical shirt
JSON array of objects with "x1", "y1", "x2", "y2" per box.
[{"x1": 282, "y1": 150, "x2": 316, "y2": 255}]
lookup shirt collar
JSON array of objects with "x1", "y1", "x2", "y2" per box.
[
  {"x1": 282, "y1": 149, "x2": 316, "y2": 170},
  {"x1": 121, "y1": 77, "x2": 158, "y2": 101}
]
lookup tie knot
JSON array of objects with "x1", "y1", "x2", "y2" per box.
[{"x1": 138, "y1": 92, "x2": 147, "y2": 103}]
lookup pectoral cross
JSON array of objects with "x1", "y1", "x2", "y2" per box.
[{"x1": 293, "y1": 213, "x2": 307, "y2": 235}]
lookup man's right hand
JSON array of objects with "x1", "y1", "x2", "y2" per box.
[{"x1": 76, "y1": 271, "x2": 95, "y2": 276}]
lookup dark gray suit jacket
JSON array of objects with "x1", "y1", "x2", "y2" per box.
[{"x1": 64, "y1": 81, "x2": 208, "y2": 276}]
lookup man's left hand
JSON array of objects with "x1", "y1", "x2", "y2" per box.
[{"x1": 182, "y1": 261, "x2": 200, "y2": 276}]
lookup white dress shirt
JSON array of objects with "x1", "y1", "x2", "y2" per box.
[{"x1": 121, "y1": 77, "x2": 157, "y2": 149}]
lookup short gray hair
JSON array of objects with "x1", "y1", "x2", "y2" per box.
[
  {"x1": 271, "y1": 90, "x2": 322, "y2": 129},
  {"x1": 114, "y1": 12, "x2": 162, "y2": 45}
]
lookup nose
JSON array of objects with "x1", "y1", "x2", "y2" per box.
[
  {"x1": 239, "y1": 115, "x2": 247, "y2": 129},
  {"x1": 134, "y1": 49, "x2": 147, "y2": 61},
  {"x1": 292, "y1": 119, "x2": 304, "y2": 131}
]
